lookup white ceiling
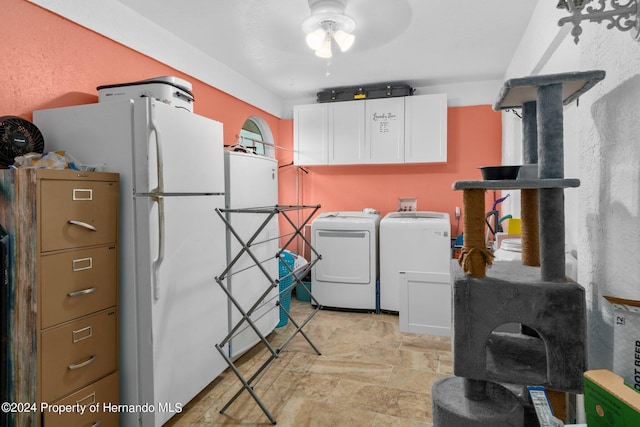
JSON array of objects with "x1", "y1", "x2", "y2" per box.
[
  {"x1": 30, "y1": 0, "x2": 543, "y2": 116},
  {"x1": 116, "y1": 0, "x2": 539, "y2": 101}
]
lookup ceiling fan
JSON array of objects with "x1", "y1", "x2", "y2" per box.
[{"x1": 301, "y1": 0, "x2": 356, "y2": 58}]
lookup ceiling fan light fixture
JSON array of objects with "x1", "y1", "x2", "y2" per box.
[
  {"x1": 315, "y1": 36, "x2": 333, "y2": 58},
  {"x1": 333, "y1": 29, "x2": 355, "y2": 52},
  {"x1": 302, "y1": 0, "x2": 356, "y2": 57},
  {"x1": 306, "y1": 28, "x2": 327, "y2": 50}
]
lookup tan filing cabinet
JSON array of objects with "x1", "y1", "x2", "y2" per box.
[{"x1": 0, "y1": 169, "x2": 119, "y2": 426}]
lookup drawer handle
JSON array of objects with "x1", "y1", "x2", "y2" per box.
[
  {"x1": 72, "y1": 257, "x2": 93, "y2": 271},
  {"x1": 90, "y1": 420, "x2": 102, "y2": 427},
  {"x1": 68, "y1": 355, "x2": 97, "y2": 370},
  {"x1": 68, "y1": 220, "x2": 97, "y2": 232},
  {"x1": 73, "y1": 188, "x2": 93, "y2": 201},
  {"x1": 68, "y1": 287, "x2": 97, "y2": 298}
]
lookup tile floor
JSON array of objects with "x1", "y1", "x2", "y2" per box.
[{"x1": 165, "y1": 298, "x2": 452, "y2": 426}]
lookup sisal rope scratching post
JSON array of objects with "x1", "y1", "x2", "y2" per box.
[
  {"x1": 520, "y1": 189, "x2": 540, "y2": 266},
  {"x1": 459, "y1": 189, "x2": 493, "y2": 278}
]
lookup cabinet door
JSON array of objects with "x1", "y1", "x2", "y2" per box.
[
  {"x1": 365, "y1": 97, "x2": 405, "y2": 163},
  {"x1": 328, "y1": 100, "x2": 365, "y2": 164},
  {"x1": 405, "y1": 93, "x2": 448, "y2": 163},
  {"x1": 293, "y1": 103, "x2": 328, "y2": 165},
  {"x1": 399, "y1": 271, "x2": 451, "y2": 336}
]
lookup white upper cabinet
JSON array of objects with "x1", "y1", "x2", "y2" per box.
[
  {"x1": 405, "y1": 93, "x2": 447, "y2": 163},
  {"x1": 293, "y1": 103, "x2": 328, "y2": 165},
  {"x1": 366, "y1": 97, "x2": 405, "y2": 164},
  {"x1": 329, "y1": 100, "x2": 365, "y2": 164},
  {"x1": 293, "y1": 94, "x2": 447, "y2": 166}
]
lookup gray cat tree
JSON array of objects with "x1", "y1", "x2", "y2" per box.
[{"x1": 432, "y1": 70, "x2": 605, "y2": 426}]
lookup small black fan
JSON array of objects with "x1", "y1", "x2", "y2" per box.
[{"x1": 0, "y1": 116, "x2": 45, "y2": 166}]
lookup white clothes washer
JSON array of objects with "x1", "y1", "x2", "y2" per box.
[
  {"x1": 379, "y1": 211, "x2": 451, "y2": 314},
  {"x1": 311, "y1": 211, "x2": 380, "y2": 311}
]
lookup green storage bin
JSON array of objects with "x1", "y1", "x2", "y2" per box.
[
  {"x1": 277, "y1": 251, "x2": 295, "y2": 327},
  {"x1": 296, "y1": 281, "x2": 312, "y2": 302}
]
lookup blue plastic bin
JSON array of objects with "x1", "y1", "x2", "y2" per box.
[
  {"x1": 277, "y1": 251, "x2": 295, "y2": 327},
  {"x1": 295, "y1": 281, "x2": 312, "y2": 302}
]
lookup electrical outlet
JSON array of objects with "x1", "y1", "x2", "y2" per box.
[{"x1": 455, "y1": 206, "x2": 461, "y2": 219}]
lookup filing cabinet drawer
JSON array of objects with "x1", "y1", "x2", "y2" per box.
[
  {"x1": 41, "y1": 245, "x2": 118, "y2": 328},
  {"x1": 40, "y1": 179, "x2": 118, "y2": 252},
  {"x1": 44, "y1": 371, "x2": 119, "y2": 427},
  {"x1": 41, "y1": 308, "x2": 117, "y2": 402}
]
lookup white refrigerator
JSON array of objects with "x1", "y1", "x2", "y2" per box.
[
  {"x1": 223, "y1": 151, "x2": 279, "y2": 359},
  {"x1": 34, "y1": 98, "x2": 228, "y2": 427}
]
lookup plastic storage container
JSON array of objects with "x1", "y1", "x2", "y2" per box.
[
  {"x1": 295, "y1": 281, "x2": 312, "y2": 302},
  {"x1": 277, "y1": 251, "x2": 295, "y2": 327},
  {"x1": 97, "y1": 76, "x2": 194, "y2": 112}
]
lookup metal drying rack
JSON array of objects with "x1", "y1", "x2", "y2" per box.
[{"x1": 214, "y1": 204, "x2": 322, "y2": 424}]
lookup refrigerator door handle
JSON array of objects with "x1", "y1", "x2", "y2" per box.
[
  {"x1": 149, "y1": 101, "x2": 165, "y2": 194},
  {"x1": 152, "y1": 195, "x2": 166, "y2": 301}
]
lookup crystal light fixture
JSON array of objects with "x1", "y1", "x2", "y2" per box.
[
  {"x1": 302, "y1": 0, "x2": 356, "y2": 58},
  {"x1": 557, "y1": 0, "x2": 640, "y2": 43}
]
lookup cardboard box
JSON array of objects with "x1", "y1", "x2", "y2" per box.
[
  {"x1": 604, "y1": 296, "x2": 640, "y2": 390},
  {"x1": 584, "y1": 369, "x2": 640, "y2": 426}
]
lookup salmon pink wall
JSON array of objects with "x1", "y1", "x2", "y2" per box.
[
  {"x1": 1, "y1": 0, "x2": 280, "y2": 150},
  {"x1": 3, "y1": 0, "x2": 502, "y2": 245},
  {"x1": 277, "y1": 105, "x2": 503, "y2": 240}
]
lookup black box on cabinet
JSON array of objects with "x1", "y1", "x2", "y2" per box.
[{"x1": 317, "y1": 83, "x2": 414, "y2": 103}]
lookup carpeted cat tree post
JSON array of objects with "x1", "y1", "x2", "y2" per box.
[
  {"x1": 432, "y1": 70, "x2": 605, "y2": 427},
  {"x1": 521, "y1": 100, "x2": 540, "y2": 267}
]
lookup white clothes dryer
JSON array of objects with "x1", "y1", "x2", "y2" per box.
[
  {"x1": 311, "y1": 211, "x2": 380, "y2": 311},
  {"x1": 379, "y1": 211, "x2": 451, "y2": 313}
]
